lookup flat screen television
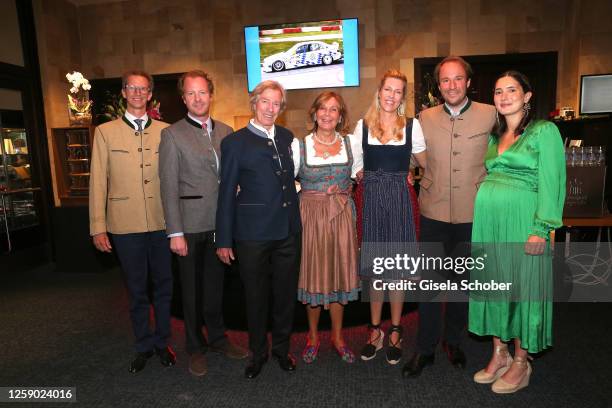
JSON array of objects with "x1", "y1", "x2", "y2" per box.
[
  {"x1": 244, "y1": 18, "x2": 359, "y2": 92},
  {"x1": 579, "y1": 73, "x2": 612, "y2": 115}
]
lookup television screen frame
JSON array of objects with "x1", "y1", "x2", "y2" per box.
[
  {"x1": 244, "y1": 18, "x2": 360, "y2": 92},
  {"x1": 579, "y1": 73, "x2": 612, "y2": 116}
]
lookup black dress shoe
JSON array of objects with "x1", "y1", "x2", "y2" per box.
[
  {"x1": 443, "y1": 343, "x2": 466, "y2": 368},
  {"x1": 155, "y1": 346, "x2": 176, "y2": 367},
  {"x1": 245, "y1": 357, "x2": 268, "y2": 379},
  {"x1": 401, "y1": 353, "x2": 434, "y2": 378},
  {"x1": 274, "y1": 354, "x2": 297, "y2": 372},
  {"x1": 129, "y1": 350, "x2": 154, "y2": 373}
]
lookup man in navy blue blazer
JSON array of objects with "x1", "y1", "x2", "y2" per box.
[{"x1": 216, "y1": 80, "x2": 301, "y2": 379}]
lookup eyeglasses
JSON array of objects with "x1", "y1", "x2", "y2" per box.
[{"x1": 124, "y1": 85, "x2": 150, "y2": 93}]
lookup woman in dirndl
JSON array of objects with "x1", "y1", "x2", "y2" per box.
[
  {"x1": 354, "y1": 69, "x2": 426, "y2": 365},
  {"x1": 292, "y1": 91, "x2": 362, "y2": 363}
]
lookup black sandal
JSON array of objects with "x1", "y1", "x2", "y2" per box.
[
  {"x1": 360, "y1": 324, "x2": 385, "y2": 361},
  {"x1": 386, "y1": 325, "x2": 403, "y2": 365}
]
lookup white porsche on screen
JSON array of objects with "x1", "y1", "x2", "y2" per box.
[{"x1": 262, "y1": 41, "x2": 342, "y2": 73}]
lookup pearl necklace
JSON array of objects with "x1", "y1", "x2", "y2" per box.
[
  {"x1": 312, "y1": 132, "x2": 342, "y2": 159},
  {"x1": 313, "y1": 131, "x2": 339, "y2": 146}
]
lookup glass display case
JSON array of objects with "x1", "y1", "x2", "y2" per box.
[
  {"x1": 0, "y1": 110, "x2": 41, "y2": 253},
  {"x1": 51, "y1": 126, "x2": 93, "y2": 206}
]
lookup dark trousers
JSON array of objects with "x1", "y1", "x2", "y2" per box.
[
  {"x1": 177, "y1": 231, "x2": 227, "y2": 354},
  {"x1": 235, "y1": 233, "x2": 301, "y2": 362},
  {"x1": 417, "y1": 216, "x2": 471, "y2": 355},
  {"x1": 112, "y1": 230, "x2": 172, "y2": 353}
]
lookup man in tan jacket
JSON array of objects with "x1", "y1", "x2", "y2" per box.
[
  {"x1": 403, "y1": 56, "x2": 496, "y2": 378},
  {"x1": 89, "y1": 70, "x2": 175, "y2": 374}
]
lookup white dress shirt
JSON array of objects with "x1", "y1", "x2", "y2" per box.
[
  {"x1": 124, "y1": 111, "x2": 149, "y2": 130},
  {"x1": 445, "y1": 98, "x2": 469, "y2": 117}
]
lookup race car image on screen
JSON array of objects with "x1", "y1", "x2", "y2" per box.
[{"x1": 262, "y1": 41, "x2": 342, "y2": 73}]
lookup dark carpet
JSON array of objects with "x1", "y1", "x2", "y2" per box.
[{"x1": 0, "y1": 264, "x2": 610, "y2": 408}]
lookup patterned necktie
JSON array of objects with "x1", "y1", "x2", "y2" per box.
[{"x1": 134, "y1": 118, "x2": 143, "y2": 132}]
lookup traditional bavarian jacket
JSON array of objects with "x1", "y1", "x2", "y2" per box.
[
  {"x1": 89, "y1": 116, "x2": 169, "y2": 235},
  {"x1": 418, "y1": 100, "x2": 496, "y2": 224}
]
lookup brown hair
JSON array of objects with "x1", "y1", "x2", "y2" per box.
[
  {"x1": 433, "y1": 56, "x2": 473, "y2": 85},
  {"x1": 249, "y1": 80, "x2": 287, "y2": 113},
  {"x1": 307, "y1": 91, "x2": 350, "y2": 136},
  {"x1": 121, "y1": 70, "x2": 154, "y2": 92},
  {"x1": 178, "y1": 70, "x2": 214, "y2": 95},
  {"x1": 363, "y1": 69, "x2": 407, "y2": 142}
]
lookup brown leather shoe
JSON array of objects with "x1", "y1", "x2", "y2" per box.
[
  {"x1": 189, "y1": 353, "x2": 208, "y2": 377},
  {"x1": 210, "y1": 342, "x2": 249, "y2": 360}
]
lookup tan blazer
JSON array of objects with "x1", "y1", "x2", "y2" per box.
[
  {"x1": 418, "y1": 100, "x2": 496, "y2": 224},
  {"x1": 89, "y1": 117, "x2": 169, "y2": 235}
]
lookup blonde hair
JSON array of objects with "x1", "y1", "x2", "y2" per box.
[
  {"x1": 363, "y1": 69, "x2": 407, "y2": 142},
  {"x1": 307, "y1": 91, "x2": 350, "y2": 136},
  {"x1": 249, "y1": 80, "x2": 287, "y2": 113}
]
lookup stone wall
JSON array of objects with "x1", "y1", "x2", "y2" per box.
[{"x1": 34, "y1": 0, "x2": 81, "y2": 205}]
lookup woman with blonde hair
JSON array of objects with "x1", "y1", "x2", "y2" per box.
[
  {"x1": 292, "y1": 91, "x2": 361, "y2": 363},
  {"x1": 355, "y1": 69, "x2": 426, "y2": 365}
]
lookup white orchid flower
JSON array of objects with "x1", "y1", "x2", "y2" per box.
[{"x1": 66, "y1": 71, "x2": 91, "y2": 93}]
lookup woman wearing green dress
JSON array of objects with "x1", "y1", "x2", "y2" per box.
[{"x1": 469, "y1": 71, "x2": 566, "y2": 394}]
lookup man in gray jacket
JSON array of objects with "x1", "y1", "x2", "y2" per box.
[{"x1": 159, "y1": 70, "x2": 248, "y2": 377}]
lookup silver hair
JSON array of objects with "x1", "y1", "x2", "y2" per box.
[{"x1": 249, "y1": 80, "x2": 287, "y2": 113}]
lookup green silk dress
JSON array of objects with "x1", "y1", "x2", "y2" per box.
[{"x1": 468, "y1": 120, "x2": 566, "y2": 353}]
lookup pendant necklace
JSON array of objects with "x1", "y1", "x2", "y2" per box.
[{"x1": 313, "y1": 132, "x2": 341, "y2": 159}]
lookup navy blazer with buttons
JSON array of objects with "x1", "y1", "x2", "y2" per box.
[{"x1": 215, "y1": 124, "x2": 301, "y2": 247}]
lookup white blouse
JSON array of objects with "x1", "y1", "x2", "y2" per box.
[
  {"x1": 351, "y1": 118, "x2": 426, "y2": 154},
  {"x1": 291, "y1": 133, "x2": 363, "y2": 179}
]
